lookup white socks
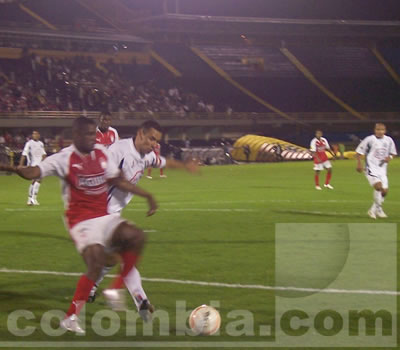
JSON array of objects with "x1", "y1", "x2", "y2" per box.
[
  {"x1": 124, "y1": 268, "x2": 148, "y2": 309},
  {"x1": 28, "y1": 184, "x2": 34, "y2": 199},
  {"x1": 373, "y1": 190, "x2": 384, "y2": 211},
  {"x1": 29, "y1": 182, "x2": 41, "y2": 200},
  {"x1": 33, "y1": 182, "x2": 40, "y2": 199},
  {"x1": 95, "y1": 265, "x2": 113, "y2": 286}
]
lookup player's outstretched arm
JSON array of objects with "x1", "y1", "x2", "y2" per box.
[
  {"x1": 165, "y1": 158, "x2": 199, "y2": 173},
  {"x1": 0, "y1": 163, "x2": 41, "y2": 180},
  {"x1": 108, "y1": 176, "x2": 158, "y2": 216}
]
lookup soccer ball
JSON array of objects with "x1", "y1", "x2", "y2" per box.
[{"x1": 189, "y1": 305, "x2": 221, "y2": 335}]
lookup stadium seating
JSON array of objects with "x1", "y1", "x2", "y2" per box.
[{"x1": 289, "y1": 46, "x2": 400, "y2": 112}]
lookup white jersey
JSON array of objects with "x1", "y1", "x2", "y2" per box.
[
  {"x1": 356, "y1": 135, "x2": 397, "y2": 175},
  {"x1": 107, "y1": 138, "x2": 166, "y2": 213},
  {"x1": 22, "y1": 139, "x2": 46, "y2": 166}
]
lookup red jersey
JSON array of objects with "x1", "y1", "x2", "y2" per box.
[
  {"x1": 38, "y1": 144, "x2": 120, "y2": 228},
  {"x1": 310, "y1": 137, "x2": 330, "y2": 164},
  {"x1": 96, "y1": 127, "x2": 119, "y2": 147}
]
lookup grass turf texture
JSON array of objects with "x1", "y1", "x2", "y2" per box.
[{"x1": 0, "y1": 159, "x2": 398, "y2": 349}]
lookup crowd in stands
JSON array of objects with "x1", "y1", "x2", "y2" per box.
[{"x1": 0, "y1": 53, "x2": 215, "y2": 114}]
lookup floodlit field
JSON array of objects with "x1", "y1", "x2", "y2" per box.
[{"x1": 0, "y1": 159, "x2": 399, "y2": 350}]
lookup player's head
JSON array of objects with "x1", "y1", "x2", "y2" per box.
[
  {"x1": 32, "y1": 130, "x2": 40, "y2": 141},
  {"x1": 98, "y1": 112, "x2": 112, "y2": 132},
  {"x1": 315, "y1": 129, "x2": 323, "y2": 139},
  {"x1": 72, "y1": 117, "x2": 97, "y2": 153},
  {"x1": 135, "y1": 120, "x2": 163, "y2": 155},
  {"x1": 374, "y1": 123, "x2": 386, "y2": 138}
]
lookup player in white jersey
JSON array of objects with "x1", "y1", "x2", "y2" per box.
[
  {"x1": 356, "y1": 123, "x2": 397, "y2": 219},
  {"x1": 88, "y1": 120, "x2": 198, "y2": 320},
  {"x1": 20, "y1": 131, "x2": 46, "y2": 205}
]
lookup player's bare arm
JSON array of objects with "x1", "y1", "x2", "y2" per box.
[
  {"x1": 108, "y1": 176, "x2": 158, "y2": 216},
  {"x1": 0, "y1": 163, "x2": 41, "y2": 179},
  {"x1": 19, "y1": 155, "x2": 26, "y2": 167},
  {"x1": 165, "y1": 158, "x2": 199, "y2": 173},
  {"x1": 327, "y1": 148, "x2": 336, "y2": 159},
  {"x1": 355, "y1": 153, "x2": 364, "y2": 173}
]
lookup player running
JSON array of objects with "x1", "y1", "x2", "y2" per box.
[
  {"x1": 0, "y1": 117, "x2": 158, "y2": 334},
  {"x1": 146, "y1": 142, "x2": 166, "y2": 178},
  {"x1": 96, "y1": 112, "x2": 119, "y2": 147},
  {"x1": 89, "y1": 120, "x2": 198, "y2": 320},
  {"x1": 356, "y1": 123, "x2": 397, "y2": 219},
  {"x1": 310, "y1": 129, "x2": 336, "y2": 190},
  {"x1": 20, "y1": 131, "x2": 46, "y2": 205}
]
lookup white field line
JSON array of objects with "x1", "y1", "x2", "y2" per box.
[{"x1": 0, "y1": 268, "x2": 398, "y2": 296}]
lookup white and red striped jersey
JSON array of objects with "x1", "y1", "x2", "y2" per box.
[
  {"x1": 38, "y1": 144, "x2": 120, "y2": 228},
  {"x1": 107, "y1": 138, "x2": 166, "y2": 213},
  {"x1": 96, "y1": 127, "x2": 119, "y2": 147},
  {"x1": 310, "y1": 137, "x2": 330, "y2": 164},
  {"x1": 153, "y1": 143, "x2": 161, "y2": 157}
]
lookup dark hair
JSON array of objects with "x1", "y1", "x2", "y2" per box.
[
  {"x1": 315, "y1": 129, "x2": 323, "y2": 133},
  {"x1": 139, "y1": 120, "x2": 162, "y2": 134},
  {"x1": 73, "y1": 116, "x2": 96, "y2": 132},
  {"x1": 99, "y1": 111, "x2": 111, "y2": 120},
  {"x1": 375, "y1": 122, "x2": 386, "y2": 128}
]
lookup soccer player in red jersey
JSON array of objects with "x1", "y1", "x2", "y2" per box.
[
  {"x1": 96, "y1": 112, "x2": 119, "y2": 147},
  {"x1": 0, "y1": 117, "x2": 157, "y2": 334},
  {"x1": 310, "y1": 129, "x2": 336, "y2": 190},
  {"x1": 146, "y1": 143, "x2": 166, "y2": 178}
]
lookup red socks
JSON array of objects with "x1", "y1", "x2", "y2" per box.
[
  {"x1": 325, "y1": 172, "x2": 332, "y2": 185},
  {"x1": 315, "y1": 174, "x2": 319, "y2": 186},
  {"x1": 66, "y1": 275, "x2": 95, "y2": 317},
  {"x1": 160, "y1": 168, "x2": 164, "y2": 176},
  {"x1": 110, "y1": 252, "x2": 139, "y2": 289}
]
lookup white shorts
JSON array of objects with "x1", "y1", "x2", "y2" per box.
[
  {"x1": 69, "y1": 214, "x2": 126, "y2": 254},
  {"x1": 365, "y1": 171, "x2": 388, "y2": 189},
  {"x1": 28, "y1": 159, "x2": 43, "y2": 167},
  {"x1": 313, "y1": 161, "x2": 332, "y2": 171}
]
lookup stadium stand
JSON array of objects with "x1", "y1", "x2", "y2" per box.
[
  {"x1": 289, "y1": 46, "x2": 400, "y2": 112},
  {"x1": 0, "y1": 52, "x2": 214, "y2": 114}
]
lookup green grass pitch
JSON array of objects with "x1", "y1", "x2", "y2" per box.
[{"x1": 0, "y1": 159, "x2": 399, "y2": 349}]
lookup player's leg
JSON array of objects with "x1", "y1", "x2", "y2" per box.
[
  {"x1": 147, "y1": 168, "x2": 152, "y2": 179},
  {"x1": 87, "y1": 253, "x2": 120, "y2": 302},
  {"x1": 61, "y1": 244, "x2": 106, "y2": 333},
  {"x1": 124, "y1": 267, "x2": 154, "y2": 321},
  {"x1": 323, "y1": 162, "x2": 333, "y2": 189},
  {"x1": 32, "y1": 180, "x2": 41, "y2": 205},
  {"x1": 374, "y1": 176, "x2": 389, "y2": 218},
  {"x1": 27, "y1": 180, "x2": 35, "y2": 205},
  {"x1": 160, "y1": 167, "x2": 166, "y2": 178},
  {"x1": 314, "y1": 169, "x2": 321, "y2": 190},
  {"x1": 103, "y1": 221, "x2": 146, "y2": 310}
]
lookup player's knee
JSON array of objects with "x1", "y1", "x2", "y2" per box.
[
  {"x1": 125, "y1": 226, "x2": 146, "y2": 252},
  {"x1": 112, "y1": 222, "x2": 146, "y2": 252},
  {"x1": 382, "y1": 189, "x2": 388, "y2": 197}
]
